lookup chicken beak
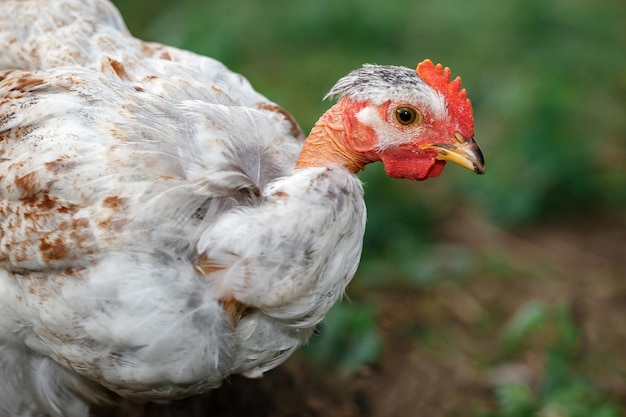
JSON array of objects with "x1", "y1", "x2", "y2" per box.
[{"x1": 421, "y1": 135, "x2": 485, "y2": 174}]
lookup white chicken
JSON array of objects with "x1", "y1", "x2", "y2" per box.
[{"x1": 0, "y1": 0, "x2": 484, "y2": 416}]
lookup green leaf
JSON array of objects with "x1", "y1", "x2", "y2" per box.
[
  {"x1": 503, "y1": 302, "x2": 548, "y2": 351},
  {"x1": 494, "y1": 383, "x2": 536, "y2": 417}
]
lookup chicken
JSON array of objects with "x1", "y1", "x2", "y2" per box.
[{"x1": 0, "y1": 0, "x2": 484, "y2": 416}]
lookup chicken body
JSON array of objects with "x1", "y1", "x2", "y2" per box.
[
  {"x1": 0, "y1": 1, "x2": 364, "y2": 414},
  {"x1": 0, "y1": 0, "x2": 483, "y2": 416}
]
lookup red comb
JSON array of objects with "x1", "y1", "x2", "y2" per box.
[{"x1": 416, "y1": 59, "x2": 474, "y2": 137}]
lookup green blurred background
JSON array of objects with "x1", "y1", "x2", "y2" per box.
[{"x1": 112, "y1": 0, "x2": 625, "y2": 415}]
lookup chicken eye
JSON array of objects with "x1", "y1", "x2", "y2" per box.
[{"x1": 395, "y1": 107, "x2": 422, "y2": 125}]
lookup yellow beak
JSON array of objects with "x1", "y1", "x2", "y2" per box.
[{"x1": 421, "y1": 136, "x2": 485, "y2": 174}]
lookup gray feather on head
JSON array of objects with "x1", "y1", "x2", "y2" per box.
[{"x1": 324, "y1": 64, "x2": 430, "y2": 105}]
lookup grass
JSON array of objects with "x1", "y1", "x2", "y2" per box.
[{"x1": 483, "y1": 302, "x2": 621, "y2": 417}]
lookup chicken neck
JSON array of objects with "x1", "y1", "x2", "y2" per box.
[{"x1": 295, "y1": 99, "x2": 379, "y2": 173}]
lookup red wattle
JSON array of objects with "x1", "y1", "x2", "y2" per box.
[{"x1": 380, "y1": 149, "x2": 446, "y2": 181}]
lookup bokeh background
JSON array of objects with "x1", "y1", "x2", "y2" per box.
[{"x1": 110, "y1": 0, "x2": 625, "y2": 415}]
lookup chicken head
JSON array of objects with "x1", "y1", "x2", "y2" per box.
[{"x1": 296, "y1": 59, "x2": 485, "y2": 180}]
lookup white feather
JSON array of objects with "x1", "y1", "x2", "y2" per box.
[{"x1": 0, "y1": 0, "x2": 367, "y2": 414}]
